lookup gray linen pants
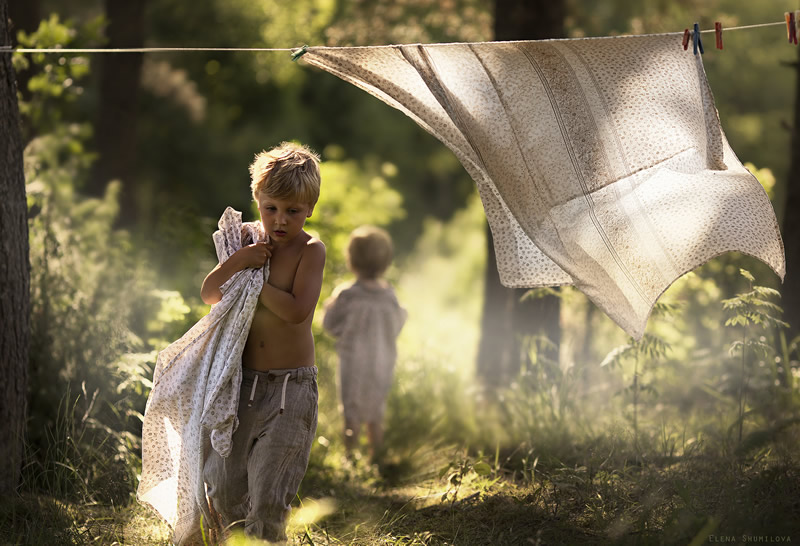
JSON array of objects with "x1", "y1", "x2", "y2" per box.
[{"x1": 204, "y1": 366, "x2": 318, "y2": 542}]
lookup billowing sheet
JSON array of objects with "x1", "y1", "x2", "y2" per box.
[{"x1": 300, "y1": 35, "x2": 785, "y2": 337}]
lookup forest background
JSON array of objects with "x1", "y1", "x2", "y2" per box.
[{"x1": 2, "y1": 0, "x2": 800, "y2": 544}]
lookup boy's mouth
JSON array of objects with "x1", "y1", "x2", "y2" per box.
[{"x1": 273, "y1": 229, "x2": 287, "y2": 237}]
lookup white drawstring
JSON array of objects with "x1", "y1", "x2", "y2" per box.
[
  {"x1": 279, "y1": 372, "x2": 291, "y2": 414},
  {"x1": 246, "y1": 371, "x2": 292, "y2": 412},
  {"x1": 247, "y1": 374, "x2": 259, "y2": 407}
]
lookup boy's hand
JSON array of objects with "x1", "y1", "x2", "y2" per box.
[
  {"x1": 236, "y1": 241, "x2": 272, "y2": 269},
  {"x1": 201, "y1": 238, "x2": 272, "y2": 305}
]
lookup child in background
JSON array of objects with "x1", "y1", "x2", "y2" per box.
[{"x1": 323, "y1": 226, "x2": 407, "y2": 463}]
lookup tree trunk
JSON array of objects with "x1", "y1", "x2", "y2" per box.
[
  {"x1": 88, "y1": 0, "x2": 145, "y2": 225},
  {"x1": 477, "y1": 228, "x2": 521, "y2": 389},
  {"x1": 782, "y1": 50, "x2": 800, "y2": 344},
  {"x1": 476, "y1": 0, "x2": 565, "y2": 388},
  {"x1": 0, "y1": 0, "x2": 30, "y2": 495},
  {"x1": 494, "y1": 0, "x2": 565, "y2": 42}
]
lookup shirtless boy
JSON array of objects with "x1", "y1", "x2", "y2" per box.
[{"x1": 199, "y1": 142, "x2": 325, "y2": 542}]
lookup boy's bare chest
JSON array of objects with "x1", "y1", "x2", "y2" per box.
[{"x1": 267, "y1": 246, "x2": 303, "y2": 292}]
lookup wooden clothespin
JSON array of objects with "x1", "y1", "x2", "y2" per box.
[
  {"x1": 291, "y1": 44, "x2": 309, "y2": 61},
  {"x1": 714, "y1": 22, "x2": 723, "y2": 50},
  {"x1": 693, "y1": 22, "x2": 704, "y2": 55},
  {"x1": 682, "y1": 28, "x2": 691, "y2": 50}
]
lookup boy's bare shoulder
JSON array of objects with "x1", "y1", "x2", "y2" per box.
[{"x1": 301, "y1": 232, "x2": 326, "y2": 262}]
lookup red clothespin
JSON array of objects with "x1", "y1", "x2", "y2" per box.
[
  {"x1": 714, "y1": 22, "x2": 723, "y2": 50},
  {"x1": 787, "y1": 12, "x2": 793, "y2": 42},
  {"x1": 791, "y1": 12, "x2": 799, "y2": 45},
  {"x1": 682, "y1": 28, "x2": 690, "y2": 50}
]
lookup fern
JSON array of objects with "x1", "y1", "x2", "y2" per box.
[{"x1": 722, "y1": 269, "x2": 787, "y2": 446}]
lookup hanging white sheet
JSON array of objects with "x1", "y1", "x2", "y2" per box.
[
  {"x1": 300, "y1": 34, "x2": 785, "y2": 338},
  {"x1": 138, "y1": 207, "x2": 267, "y2": 544}
]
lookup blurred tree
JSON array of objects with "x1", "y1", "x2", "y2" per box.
[
  {"x1": 476, "y1": 0, "x2": 564, "y2": 390},
  {"x1": 7, "y1": 0, "x2": 40, "y2": 39},
  {"x1": 88, "y1": 0, "x2": 145, "y2": 226},
  {"x1": 782, "y1": 46, "x2": 800, "y2": 344},
  {"x1": 0, "y1": 0, "x2": 29, "y2": 495}
]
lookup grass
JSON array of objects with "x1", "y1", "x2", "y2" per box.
[
  {"x1": 4, "y1": 327, "x2": 800, "y2": 545},
  {"x1": 9, "y1": 435, "x2": 793, "y2": 545},
  {"x1": 0, "y1": 493, "x2": 170, "y2": 544},
  {"x1": 294, "y1": 435, "x2": 800, "y2": 545}
]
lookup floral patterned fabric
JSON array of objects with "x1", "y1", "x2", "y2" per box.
[
  {"x1": 301, "y1": 35, "x2": 785, "y2": 338},
  {"x1": 138, "y1": 207, "x2": 267, "y2": 544}
]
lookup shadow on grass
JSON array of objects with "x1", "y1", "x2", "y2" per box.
[
  {"x1": 297, "y1": 450, "x2": 800, "y2": 546},
  {"x1": 0, "y1": 493, "x2": 171, "y2": 545}
]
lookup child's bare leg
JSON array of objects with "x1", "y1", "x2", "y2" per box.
[
  {"x1": 366, "y1": 422, "x2": 383, "y2": 462},
  {"x1": 344, "y1": 420, "x2": 360, "y2": 454}
]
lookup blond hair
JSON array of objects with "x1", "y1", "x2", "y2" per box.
[
  {"x1": 250, "y1": 142, "x2": 321, "y2": 206},
  {"x1": 346, "y1": 225, "x2": 394, "y2": 280}
]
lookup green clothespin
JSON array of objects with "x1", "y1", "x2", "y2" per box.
[{"x1": 291, "y1": 45, "x2": 309, "y2": 62}]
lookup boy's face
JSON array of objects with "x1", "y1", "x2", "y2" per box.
[{"x1": 256, "y1": 194, "x2": 314, "y2": 245}]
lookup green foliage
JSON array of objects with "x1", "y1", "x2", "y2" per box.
[
  {"x1": 722, "y1": 269, "x2": 787, "y2": 331},
  {"x1": 599, "y1": 303, "x2": 676, "y2": 449},
  {"x1": 307, "y1": 148, "x2": 406, "y2": 297},
  {"x1": 19, "y1": 22, "x2": 192, "y2": 507},
  {"x1": 24, "y1": 125, "x2": 162, "y2": 503},
  {"x1": 13, "y1": 14, "x2": 103, "y2": 138},
  {"x1": 438, "y1": 454, "x2": 493, "y2": 504},
  {"x1": 721, "y1": 269, "x2": 790, "y2": 447},
  {"x1": 324, "y1": 0, "x2": 492, "y2": 46}
]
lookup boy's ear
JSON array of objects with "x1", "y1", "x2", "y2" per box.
[{"x1": 306, "y1": 205, "x2": 315, "y2": 218}]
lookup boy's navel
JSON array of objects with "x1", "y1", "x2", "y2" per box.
[{"x1": 260, "y1": 341, "x2": 265, "y2": 348}]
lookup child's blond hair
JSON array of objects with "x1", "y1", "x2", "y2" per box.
[
  {"x1": 347, "y1": 226, "x2": 394, "y2": 280},
  {"x1": 250, "y1": 142, "x2": 321, "y2": 206}
]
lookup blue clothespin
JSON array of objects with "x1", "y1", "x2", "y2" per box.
[
  {"x1": 692, "y1": 23, "x2": 704, "y2": 55},
  {"x1": 291, "y1": 44, "x2": 309, "y2": 62}
]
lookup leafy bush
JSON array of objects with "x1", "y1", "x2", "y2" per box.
[{"x1": 18, "y1": 17, "x2": 193, "y2": 506}]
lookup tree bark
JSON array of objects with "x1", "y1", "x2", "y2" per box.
[
  {"x1": 88, "y1": 0, "x2": 145, "y2": 225},
  {"x1": 476, "y1": 0, "x2": 564, "y2": 388},
  {"x1": 0, "y1": 0, "x2": 30, "y2": 495},
  {"x1": 782, "y1": 49, "x2": 800, "y2": 344}
]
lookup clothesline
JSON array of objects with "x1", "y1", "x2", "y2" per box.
[{"x1": 0, "y1": 20, "x2": 788, "y2": 54}]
